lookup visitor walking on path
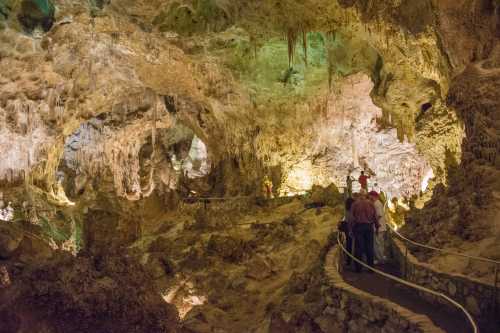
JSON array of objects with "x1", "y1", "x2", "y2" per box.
[
  {"x1": 369, "y1": 191, "x2": 388, "y2": 264},
  {"x1": 351, "y1": 193, "x2": 379, "y2": 272}
]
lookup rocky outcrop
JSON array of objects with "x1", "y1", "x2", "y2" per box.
[
  {"x1": 0, "y1": 224, "x2": 24, "y2": 259},
  {"x1": 1, "y1": 252, "x2": 180, "y2": 333},
  {"x1": 0, "y1": 0, "x2": 499, "y2": 331},
  {"x1": 404, "y1": 45, "x2": 500, "y2": 260}
]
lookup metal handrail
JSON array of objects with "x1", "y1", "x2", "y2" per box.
[
  {"x1": 182, "y1": 195, "x2": 255, "y2": 202},
  {"x1": 389, "y1": 224, "x2": 499, "y2": 318},
  {"x1": 336, "y1": 232, "x2": 478, "y2": 333},
  {"x1": 390, "y1": 226, "x2": 500, "y2": 265}
]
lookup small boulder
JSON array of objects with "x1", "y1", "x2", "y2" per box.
[
  {"x1": 207, "y1": 234, "x2": 246, "y2": 262},
  {"x1": 307, "y1": 184, "x2": 341, "y2": 207},
  {"x1": 0, "y1": 225, "x2": 24, "y2": 259},
  {"x1": 287, "y1": 272, "x2": 308, "y2": 294},
  {"x1": 246, "y1": 255, "x2": 273, "y2": 280},
  {"x1": 283, "y1": 213, "x2": 302, "y2": 226}
]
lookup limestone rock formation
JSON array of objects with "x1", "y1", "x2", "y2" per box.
[{"x1": 0, "y1": 0, "x2": 499, "y2": 331}]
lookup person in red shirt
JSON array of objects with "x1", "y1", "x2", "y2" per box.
[{"x1": 358, "y1": 171, "x2": 370, "y2": 191}]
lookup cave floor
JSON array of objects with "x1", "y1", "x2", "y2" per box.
[
  {"x1": 132, "y1": 198, "x2": 343, "y2": 332},
  {"x1": 340, "y1": 262, "x2": 470, "y2": 333}
]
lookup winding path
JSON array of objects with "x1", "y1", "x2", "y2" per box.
[{"x1": 324, "y1": 245, "x2": 471, "y2": 333}]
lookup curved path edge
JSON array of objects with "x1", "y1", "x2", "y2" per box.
[
  {"x1": 323, "y1": 245, "x2": 444, "y2": 333},
  {"x1": 391, "y1": 237, "x2": 500, "y2": 327}
]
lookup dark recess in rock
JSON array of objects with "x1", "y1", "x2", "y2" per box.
[{"x1": 17, "y1": 0, "x2": 55, "y2": 33}]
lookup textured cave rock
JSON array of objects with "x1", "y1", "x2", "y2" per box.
[
  {"x1": 404, "y1": 46, "x2": 500, "y2": 263},
  {"x1": 0, "y1": 0, "x2": 499, "y2": 331},
  {"x1": 17, "y1": 0, "x2": 55, "y2": 32},
  {"x1": 1, "y1": 253, "x2": 180, "y2": 332}
]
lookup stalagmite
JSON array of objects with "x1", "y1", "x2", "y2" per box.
[{"x1": 0, "y1": 1, "x2": 498, "y2": 332}]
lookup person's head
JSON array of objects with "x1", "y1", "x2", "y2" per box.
[
  {"x1": 361, "y1": 171, "x2": 365, "y2": 175},
  {"x1": 368, "y1": 191, "x2": 379, "y2": 202},
  {"x1": 345, "y1": 197, "x2": 354, "y2": 211},
  {"x1": 359, "y1": 188, "x2": 367, "y2": 196}
]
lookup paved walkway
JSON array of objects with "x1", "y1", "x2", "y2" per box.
[{"x1": 326, "y1": 246, "x2": 471, "y2": 333}]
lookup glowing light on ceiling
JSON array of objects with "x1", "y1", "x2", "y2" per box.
[{"x1": 170, "y1": 136, "x2": 210, "y2": 179}]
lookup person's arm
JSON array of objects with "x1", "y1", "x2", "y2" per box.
[
  {"x1": 349, "y1": 204, "x2": 357, "y2": 236},
  {"x1": 372, "y1": 207, "x2": 380, "y2": 232}
]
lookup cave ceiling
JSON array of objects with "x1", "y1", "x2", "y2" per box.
[{"x1": 0, "y1": 0, "x2": 498, "y2": 203}]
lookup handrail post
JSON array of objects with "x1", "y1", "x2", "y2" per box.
[
  {"x1": 494, "y1": 263, "x2": 498, "y2": 317},
  {"x1": 404, "y1": 241, "x2": 409, "y2": 279}
]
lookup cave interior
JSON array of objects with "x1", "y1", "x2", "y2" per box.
[{"x1": 0, "y1": 0, "x2": 499, "y2": 332}]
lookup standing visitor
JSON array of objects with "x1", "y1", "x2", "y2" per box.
[
  {"x1": 263, "y1": 175, "x2": 274, "y2": 199},
  {"x1": 369, "y1": 191, "x2": 388, "y2": 264},
  {"x1": 351, "y1": 193, "x2": 379, "y2": 272},
  {"x1": 358, "y1": 171, "x2": 370, "y2": 191},
  {"x1": 339, "y1": 197, "x2": 355, "y2": 265},
  {"x1": 345, "y1": 174, "x2": 354, "y2": 199}
]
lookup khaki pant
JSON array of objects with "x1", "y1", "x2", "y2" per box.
[{"x1": 374, "y1": 230, "x2": 388, "y2": 262}]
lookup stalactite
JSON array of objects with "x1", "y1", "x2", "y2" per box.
[
  {"x1": 141, "y1": 93, "x2": 158, "y2": 197},
  {"x1": 285, "y1": 28, "x2": 298, "y2": 68},
  {"x1": 302, "y1": 30, "x2": 308, "y2": 67},
  {"x1": 250, "y1": 35, "x2": 258, "y2": 60}
]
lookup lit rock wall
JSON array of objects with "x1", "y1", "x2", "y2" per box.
[
  {"x1": 0, "y1": 2, "x2": 260, "y2": 202},
  {"x1": 281, "y1": 73, "x2": 431, "y2": 198},
  {"x1": 404, "y1": 45, "x2": 500, "y2": 257}
]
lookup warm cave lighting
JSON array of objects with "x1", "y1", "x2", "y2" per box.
[
  {"x1": 280, "y1": 160, "x2": 314, "y2": 196},
  {"x1": 0, "y1": 202, "x2": 14, "y2": 221},
  {"x1": 50, "y1": 181, "x2": 75, "y2": 206},
  {"x1": 0, "y1": 266, "x2": 11, "y2": 287},
  {"x1": 420, "y1": 167, "x2": 434, "y2": 192},
  {"x1": 171, "y1": 136, "x2": 210, "y2": 179},
  {"x1": 186, "y1": 136, "x2": 210, "y2": 179},
  {"x1": 162, "y1": 281, "x2": 207, "y2": 319}
]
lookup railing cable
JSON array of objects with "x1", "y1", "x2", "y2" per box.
[
  {"x1": 389, "y1": 226, "x2": 500, "y2": 265},
  {"x1": 336, "y1": 233, "x2": 479, "y2": 333}
]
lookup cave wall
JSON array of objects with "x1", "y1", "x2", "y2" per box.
[{"x1": 0, "y1": 0, "x2": 498, "y2": 260}]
